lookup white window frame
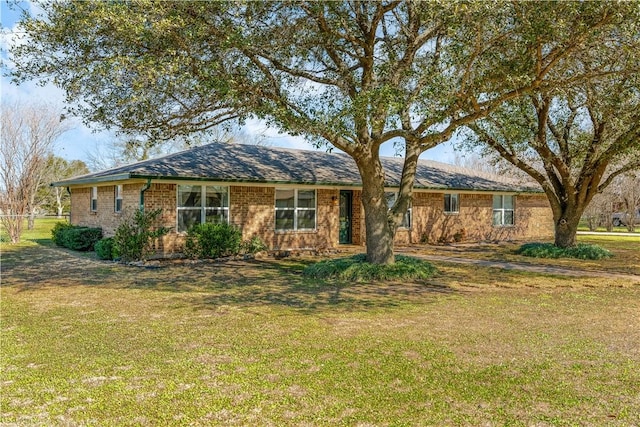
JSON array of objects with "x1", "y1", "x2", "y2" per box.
[
  {"x1": 444, "y1": 193, "x2": 459, "y2": 214},
  {"x1": 176, "y1": 184, "x2": 229, "y2": 233},
  {"x1": 275, "y1": 188, "x2": 317, "y2": 232},
  {"x1": 385, "y1": 192, "x2": 411, "y2": 229},
  {"x1": 114, "y1": 185, "x2": 123, "y2": 213},
  {"x1": 90, "y1": 186, "x2": 98, "y2": 212},
  {"x1": 493, "y1": 195, "x2": 515, "y2": 226}
]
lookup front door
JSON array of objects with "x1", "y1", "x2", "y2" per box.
[{"x1": 339, "y1": 190, "x2": 352, "y2": 244}]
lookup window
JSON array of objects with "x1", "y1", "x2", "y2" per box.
[
  {"x1": 275, "y1": 189, "x2": 316, "y2": 231},
  {"x1": 493, "y1": 195, "x2": 514, "y2": 226},
  {"x1": 444, "y1": 193, "x2": 459, "y2": 213},
  {"x1": 385, "y1": 192, "x2": 411, "y2": 228},
  {"x1": 114, "y1": 185, "x2": 123, "y2": 213},
  {"x1": 177, "y1": 185, "x2": 229, "y2": 232},
  {"x1": 91, "y1": 187, "x2": 98, "y2": 212}
]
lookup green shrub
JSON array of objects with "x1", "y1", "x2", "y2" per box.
[
  {"x1": 63, "y1": 227, "x2": 103, "y2": 251},
  {"x1": 51, "y1": 223, "x2": 103, "y2": 251},
  {"x1": 517, "y1": 242, "x2": 612, "y2": 260},
  {"x1": 113, "y1": 208, "x2": 170, "y2": 262},
  {"x1": 51, "y1": 222, "x2": 74, "y2": 246},
  {"x1": 303, "y1": 254, "x2": 438, "y2": 282},
  {"x1": 241, "y1": 235, "x2": 268, "y2": 255},
  {"x1": 95, "y1": 237, "x2": 115, "y2": 260},
  {"x1": 184, "y1": 223, "x2": 242, "y2": 259}
]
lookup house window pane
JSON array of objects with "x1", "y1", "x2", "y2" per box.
[
  {"x1": 503, "y1": 195, "x2": 514, "y2": 210},
  {"x1": 178, "y1": 209, "x2": 201, "y2": 232},
  {"x1": 493, "y1": 210, "x2": 503, "y2": 226},
  {"x1": 275, "y1": 189, "x2": 295, "y2": 208},
  {"x1": 91, "y1": 187, "x2": 98, "y2": 212},
  {"x1": 115, "y1": 185, "x2": 123, "y2": 213},
  {"x1": 493, "y1": 195, "x2": 502, "y2": 210},
  {"x1": 493, "y1": 195, "x2": 515, "y2": 226},
  {"x1": 444, "y1": 193, "x2": 459, "y2": 213},
  {"x1": 297, "y1": 190, "x2": 315, "y2": 208},
  {"x1": 275, "y1": 209, "x2": 295, "y2": 230},
  {"x1": 206, "y1": 186, "x2": 228, "y2": 208},
  {"x1": 178, "y1": 185, "x2": 201, "y2": 207},
  {"x1": 504, "y1": 210, "x2": 514, "y2": 225},
  {"x1": 205, "y1": 208, "x2": 227, "y2": 224},
  {"x1": 297, "y1": 210, "x2": 316, "y2": 230}
]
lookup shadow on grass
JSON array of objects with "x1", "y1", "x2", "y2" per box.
[{"x1": 1, "y1": 243, "x2": 457, "y2": 312}]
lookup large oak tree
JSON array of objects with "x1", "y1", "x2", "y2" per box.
[
  {"x1": 466, "y1": 73, "x2": 640, "y2": 247},
  {"x1": 10, "y1": 1, "x2": 637, "y2": 262}
]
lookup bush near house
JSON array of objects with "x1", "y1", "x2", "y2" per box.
[
  {"x1": 113, "y1": 208, "x2": 170, "y2": 262},
  {"x1": 51, "y1": 222, "x2": 102, "y2": 251},
  {"x1": 184, "y1": 223, "x2": 242, "y2": 259},
  {"x1": 94, "y1": 237, "x2": 115, "y2": 260},
  {"x1": 184, "y1": 223, "x2": 268, "y2": 259}
]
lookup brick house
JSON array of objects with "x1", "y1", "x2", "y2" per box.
[{"x1": 53, "y1": 142, "x2": 553, "y2": 255}]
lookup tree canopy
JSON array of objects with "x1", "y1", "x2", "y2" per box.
[
  {"x1": 465, "y1": 56, "x2": 640, "y2": 247},
  {"x1": 11, "y1": 1, "x2": 640, "y2": 261}
]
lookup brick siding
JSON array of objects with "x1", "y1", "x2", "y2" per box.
[{"x1": 69, "y1": 182, "x2": 554, "y2": 256}]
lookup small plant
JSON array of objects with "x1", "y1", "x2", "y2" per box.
[
  {"x1": 184, "y1": 223, "x2": 242, "y2": 259},
  {"x1": 95, "y1": 237, "x2": 115, "y2": 260},
  {"x1": 113, "y1": 208, "x2": 170, "y2": 262},
  {"x1": 453, "y1": 228, "x2": 467, "y2": 243},
  {"x1": 517, "y1": 242, "x2": 612, "y2": 260},
  {"x1": 241, "y1": 235, "x2": 268, "y2": 255},
  {"x1": 303, "y1": 254, "x2": 438, "y2": 282}
]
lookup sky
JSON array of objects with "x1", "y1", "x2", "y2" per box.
[{"x1": 1, "y1": 1, "x2": 457, "y2": 168}]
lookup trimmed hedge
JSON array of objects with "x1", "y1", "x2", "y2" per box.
[
  {"x1": 516, "y1": 242, "x2": 612, "y2": 260},
  {"x1": 51, "y1": 223, "x2": 103, "y2": 251}
]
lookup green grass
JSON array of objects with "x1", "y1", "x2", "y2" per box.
[
  {"x1": 517, "y1": 242, "x2": 613, "y2": 260},
  {"x1": 303, "y1": 253, "x2": 438, "y2": 282},
  {"x1": 2, "y1": 219, "x2": 639, "y2": 425}
]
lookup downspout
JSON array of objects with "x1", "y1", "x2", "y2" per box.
[
  {"x1": 139, "y1": 178, "x2": 152, "y2": 212},
  {"x1": 66, "y1": 187, "x2": 71, "y2": 223}
]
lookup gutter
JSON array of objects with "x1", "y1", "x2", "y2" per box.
[{"x1": 139, "y1": 178, "x2": 152, "y2": 211}]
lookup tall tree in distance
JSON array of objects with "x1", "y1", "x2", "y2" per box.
[
  {"x1": 38, "y1": 155, "x2": 90, "y2": 218},
  {"x1": 0, "y1": 101, "x2": 72, "y2": 242},
  {"x1": 10, "y1": 1, "x2": 638, "y2": 262},
  {"x1": 466, "y1": 71, "x2": 640, "y2": 247}
]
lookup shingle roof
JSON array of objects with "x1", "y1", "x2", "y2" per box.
[{"x1": 53, "y1": 142, "x2": 540, "y2": 193}]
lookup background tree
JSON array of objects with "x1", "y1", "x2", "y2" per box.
[
  {"x1": 0, "y1": 101, "x2": 72, "y2": 242},
  {"x1": 37, "y1": 155, "x2": 89, "y2": 218},
  {"x1": 11, "y1": 1, "x2": 638, "y2": 262},
  {"x1": 465, "y1": 70, "x2": 640, "y2": 247},
  {"x1": 610, "y1": 172, "x2": 640, "y2": 232}
]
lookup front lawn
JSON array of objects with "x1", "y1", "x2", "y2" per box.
[{"x1": 1, "y1": 219, "x2": 639, "y2": 425}]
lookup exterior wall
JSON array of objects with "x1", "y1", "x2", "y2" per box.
[
  {"x1": 70, "y1": 181, "x2": 554, "y2": 256},
  {"x1": 230, "y1": 186, "x2": 339, "y2": 251},
  {"x1": 70, "y1": 183, "x2": 140, "y2": 235},
  {"x1": 392, "y1": 192, "x2": 553, "y2": 245}
]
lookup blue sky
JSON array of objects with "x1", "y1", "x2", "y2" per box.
[{"x1": 1, "y1": 1, "x2": 456, "y2": 167}]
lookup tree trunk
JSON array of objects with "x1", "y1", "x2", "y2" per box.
[
  {"x1": 27, "y1": 211, "x2": 36, "y2": 230},
  {"x1": 357, "y1": 153, "x2": 395, "y2": 265},
  {"x1": 56, "y1": 188, "x2": 64, "y2": 219},
  {"x1": 553, "y1": 215, "x2": 580, "y2": 248}
]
